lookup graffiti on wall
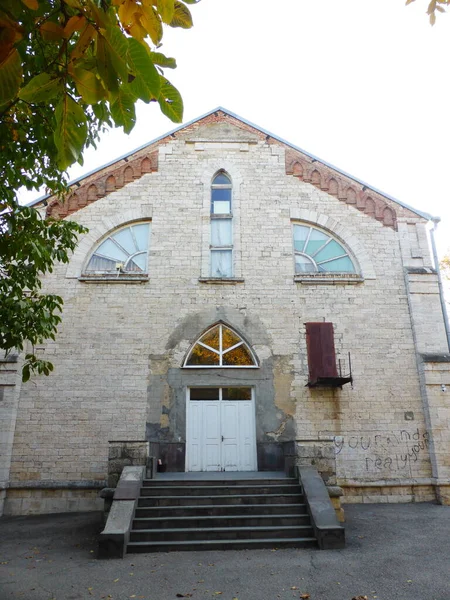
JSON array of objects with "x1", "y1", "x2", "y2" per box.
[{"x1": 333, "y1": 429, "x2": 430, "y2": 474}]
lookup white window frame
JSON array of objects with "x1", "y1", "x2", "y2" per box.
[
  {"x1": 183, "y1": 323, "x2": 259, "y2": 369},
  {"x1": 83, "y1": 221, "x2": 151, "y2": 276},
  {"x1": 292, "y1": 222, "x2": 358, "y2": 275},
  {"x1": 210, "y1": 172, "x2": 233, "y2": 278}
]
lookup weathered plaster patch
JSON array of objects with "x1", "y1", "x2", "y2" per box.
[{"x1": 273, "y1": 356, "x2": 295, "y2": 416}]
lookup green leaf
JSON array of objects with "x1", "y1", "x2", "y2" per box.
[
  {"x1": 170, "y1": 1, "x2": 193, "y2": 28},
  {"x1": 18, "y1": 72, "x2": 62, "y2": 103},
  {"x1": 127, "y1": 38, "x2": 160, "y2": 102},
  {"x1": 54, "y1": 94, "x2": 88, "y2": 170},
  {"x1": 149, "y1": 51, "x2": 177, "y2": 69},
  {"x1": 158, "y1": 76, "x2": 183, "y2": 122},
  {"x1": 0, "y1": 48, "x2": 22, "y2": 104},
  {"x1": 110, "y1": 89, "x2": 136, "y2": 133},
  {"x1": 96, "y1": 35, "x2": 119, "y2": 92},
  {"x1": 71, "y1": 67, "x2": 107, "y2": 104},
  {"x1": 99, "y1": 25, "x2": 130, "y2": 82},
  {"x1": 157, "y1": 0, "x2": 175, "y2": 24},
  {"x1": 22, "y1": 364, "x2": 30, "y2": 383}
]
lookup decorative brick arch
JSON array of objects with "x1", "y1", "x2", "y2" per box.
[
  {"x1": 285, "y1": 150, "x2": 398, "y2": 230},
  {"x1": 46, "y1": 150, "x2": 158, "y2": 219}
]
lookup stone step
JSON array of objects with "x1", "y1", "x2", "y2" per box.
[
  {"x1": 129, "y1": 525, "x2": 314, "y2": 543},
  {"x1": 137, "y1": 493, "x2": 304, "y2": 507},
  {"x1": 134, "y1": 502, "x2": 308, "y2": 518},
  {"x1": 132, "y1": 514, "x2": 310, "y2": 529},
  {"x1": 140, "y1": 484, "x2": 302, "y2": 497},
  {"x1": 142, "y1": 478, "x2": 297, "y2": 487},
  {"x1": 127, "y1": 537, "x2": 318, "y2": 553}
]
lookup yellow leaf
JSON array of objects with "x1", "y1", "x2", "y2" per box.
[
  {"x1": 139, "y1": 3, "x2": 163, "y2": 45},
  {"x1": 69, "y1": 23, "x2": 96, "y2": 62},
  {"x1": 127, "y1": 14, "x2": 149, "y2": 40},
  {"x1": 40, "y1": 21, "x2": 66, "y2": 41},
  {"x1": 114, "y1": 578, "x2": 119, "y2": 582},
  {"x1": 119, "y1": 0, "x2": 139, "y2": 25},
  {"x1": 21, "y1": 0, "x2": 39, "y2": 9},
  {"x1": 64, "y1": 15, "x2": 86, "y2": 37}
]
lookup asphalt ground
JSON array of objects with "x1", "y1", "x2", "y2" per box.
[{"x1": 0, "y1": 503, "x2": 449, "y2": 600}]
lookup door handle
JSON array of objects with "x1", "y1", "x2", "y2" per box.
[{"x1": 221, "y1": 435, "x2": 224, "y2": 442}]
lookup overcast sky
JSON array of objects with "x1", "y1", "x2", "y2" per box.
[{"x1": 34, "y1": 0, "x2": 450, "y2": 258}]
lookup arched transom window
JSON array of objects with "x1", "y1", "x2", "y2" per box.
[
  {"x1": 85, "y1": 222, "x2": 151, "y2": 273},
  {"x1": 293, "y1": 224, "x2": 356, "y2": 274},
  {"x1": 184, "y1": 324, "x2": 258, "y2": 368}
]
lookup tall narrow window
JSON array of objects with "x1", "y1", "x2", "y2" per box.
[{"x1": 210, "y1": 172, "x2": 233, "y2": 277}]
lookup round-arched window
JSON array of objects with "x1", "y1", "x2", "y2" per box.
[
  {"x1": 293, "y1": 224, "x2": 356, "y2": 274},
  {"x1": 85, "y1": 222, "x2": 151, "y2": 273}
]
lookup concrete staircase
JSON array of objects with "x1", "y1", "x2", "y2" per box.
[{"x1": 126, "y1": 477, "x2": 317, "y2": 553}]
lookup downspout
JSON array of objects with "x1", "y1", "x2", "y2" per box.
[{"x1": 429, "y1": 218, "x2": 450, "y2": 352}]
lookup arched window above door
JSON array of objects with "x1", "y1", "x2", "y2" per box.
[{"x1": 183, "y1": 323, "x2": 258, "y2": 368}]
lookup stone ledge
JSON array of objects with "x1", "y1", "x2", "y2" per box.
[
  {"x1": 420, "y1": 353, "x2": 450, "y2": 363},
  {"x1": 6, "y1": 480, "x2": 105, "y2": 489},
  {"x1": 406, "y1": 267, "x2": 437, "y2": 275},
  {"x1": 294, "y1": 274, "x2": 364, "y2": 285},
  {"x1": 198, "y1": 277, "x2": 245, "y2": 285},
  {"x1": 78, "y1": 275, "x2": 149, "y2": 284}
]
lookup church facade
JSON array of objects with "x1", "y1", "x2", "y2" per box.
[{"x1": 1, "y1": 108, "x2": 449, "y2": 515}]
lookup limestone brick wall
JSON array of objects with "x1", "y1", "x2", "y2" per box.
[
  {"x1": 420, "y1": 357, "x2": 450, "y2": 504},
  {"x1": 0, "y1": 355, "x2": 22, "y2": 516},
  {"x1": 5, "y1": 122, "x2": 447, "y2": 513}
]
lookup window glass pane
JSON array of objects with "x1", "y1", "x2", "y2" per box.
[
  {"x1": 190, "y1": 388, "x2": 219, "y2": 400},
  {"x1": 212, "y1": 188, "x2": 231, "y2": 202},
  {"x1": 200, "y1": 325, "x2": 220, "y2": 350},
  {"x1": 222, "y1": 327, "x2": 241, "y2": 350},
  {"x1": 293, "y1": 225, "x2": 310, "y2": 252},
  {"x1": 211, "y1": 250, "x2": 232, "y2": 277},
  {"x1": 223, "y1": 387, "x2": 252, "y2": 400},
  {"x1": 314, "y1": 240, "x2": 346, "y2": 263},
  {"x1": 222, "y1": 345, "x2": 254, "y2": 366},
  {"x1": 295, "y1": 254, "x2": 316, "y2": 273},
  {"x1": 318, "y1": 256, "x2": 355, "y2": 272},
  {"x1": 211, "y1": 219, "x2": 232, "y2": 246},
  {"x1": 132, "y1": 223, "x2": 150, "y2": 252},
  {"x1": 127, "y1": 253, "x2": 147, "y2": 272},
  {"x1": 186, "y1": 344, "x2": 220, "y2": 366},
  {"x1": 95, "y1": 239, "x2": 128, "y2": 262},
  {"x1": 213, "y1": 174, "x2": 231, "y2": 185},
  {"x1": 212, "y1": 201, "x2": 231, "y2": 214},
  {"x1": 305, "y1": 229, "x2": 329, "y2": 255},
  {"x1": 86, "y1": 255, "x2": 116, "y2": 272},
  {"x1": 113, "y1": 228, "x2": 136, "y2": 255}
]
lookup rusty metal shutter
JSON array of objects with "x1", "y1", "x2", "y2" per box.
[{"x1": 305, "y1": 322, "x2": 338, "y2": 385}]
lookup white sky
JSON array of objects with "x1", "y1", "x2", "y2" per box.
[{"x1": 27, "y1": 0, "x2": 450, "y2": 258}]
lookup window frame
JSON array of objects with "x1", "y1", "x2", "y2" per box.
[
  {"x1": 292, "y1": 222, "x2": 361, "y2": 280},
  {"x1": 210, "y1": 172, "x2": 234, "y2": 278},
  {"x1": 183, "y1": 323, "x2": 259, "y2": 369},
  {"x1": 81, "y1": 220, "x2": 151, "y2": 280}
]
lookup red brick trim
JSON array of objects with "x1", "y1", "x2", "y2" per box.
[
  {"x1": 46, "y1": 150, "x2": 158, "y2": 218},
  {"x1": 285, "y1": 149, "x2": 397, "y2": 230}
]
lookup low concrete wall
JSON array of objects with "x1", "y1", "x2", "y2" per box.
[
  {"x1": 98, "y1": 466, "x2": 145, "y2": 559},
  {"x1": 299, "y1": 466, "x2": 345, "y2": 549}
]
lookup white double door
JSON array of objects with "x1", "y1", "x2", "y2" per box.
[{"x1": 187, "y1": 388, "x2": 257, "y2": 472}]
